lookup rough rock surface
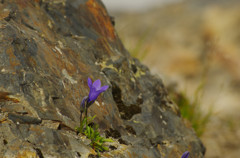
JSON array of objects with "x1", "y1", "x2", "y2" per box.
[{"x1": 0, "y1": 0, "x2": 205, "y2": 157}]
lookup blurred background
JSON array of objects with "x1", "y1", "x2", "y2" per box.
[{"x1": 102, "y1": 0, "x2": 240, "y2": 157}]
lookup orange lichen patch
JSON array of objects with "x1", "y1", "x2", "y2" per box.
[
  {"x1": 86, "y1": 0, "x2": 116, "y2": 40},
  {"x1": 6, "y1": 47, "x2": 20, "y2": 68},
  {"x1": 95, "y1": 38, "x2": 113, "y2": 56},
  {"x1": 0, "y1": 91, "x2": 20, "y2": 103}
]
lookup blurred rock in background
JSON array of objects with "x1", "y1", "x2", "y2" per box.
[{"x1": 104, "y1": 0, "x2": 240, "y2": 157}]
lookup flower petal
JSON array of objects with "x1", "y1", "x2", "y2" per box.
[
  {"x1": 87, "y1": 77, "x2": 92, "y2": 88},
  {"x1": 88, "y1": 90, "x2": 101, "y2": 102},
  {"x1": 93, "y1": 79, "x2": 101, "y2": 90},
  {"x1": 100, "y1": 85, "x2": 109, "y2": 92},
  {"x1": 181, "y1": 151, "x2": 190, "y2": 158},
  {"x1": 86, "y1": 78, "x2": 109, "y2": 103}
]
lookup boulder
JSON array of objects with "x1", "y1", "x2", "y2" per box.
[{"x1": 0, "y1": 0, "x2": 205, "y2": 157}]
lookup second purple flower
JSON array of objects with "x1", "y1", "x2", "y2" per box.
[{"x1": 181, "y1": 151, "x2": 190, "y2": 158}]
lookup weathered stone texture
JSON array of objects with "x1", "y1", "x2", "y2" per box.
[{"x1": 0, "y1": 0, "x2": 205, "y2": 157}]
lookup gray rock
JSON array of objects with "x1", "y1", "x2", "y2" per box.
[{"x1": 0, "y1": 0, "x2": 205, "y2": 157}]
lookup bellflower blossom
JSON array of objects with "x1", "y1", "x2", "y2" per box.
[
  {"x1": 87, "y1": 77, "x2": 109, "y2": 103},
  {"x1": 80, "y1": 77, "x2": 109, "y2": 116},
  {"x1": 181, "y1": 151, "x2": 190, "y2": 158}
]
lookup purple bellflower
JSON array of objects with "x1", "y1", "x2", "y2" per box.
[
  {"x1": 80, "y1": 77, "x2": 109, "y2": 121},
  {"x1": 87, "y1": 77, "x2": 109, "y2": 103},
  {"x1": 181, "y1": 151, "x2": 190, "y2": 158}
]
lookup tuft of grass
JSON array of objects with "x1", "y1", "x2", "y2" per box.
[
  {"x1": 75, "y1": 116, "x2": 113, "y2": 156},
  {"x1": 169, "y1": 83, "x2": 212, "y2": 137}
]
